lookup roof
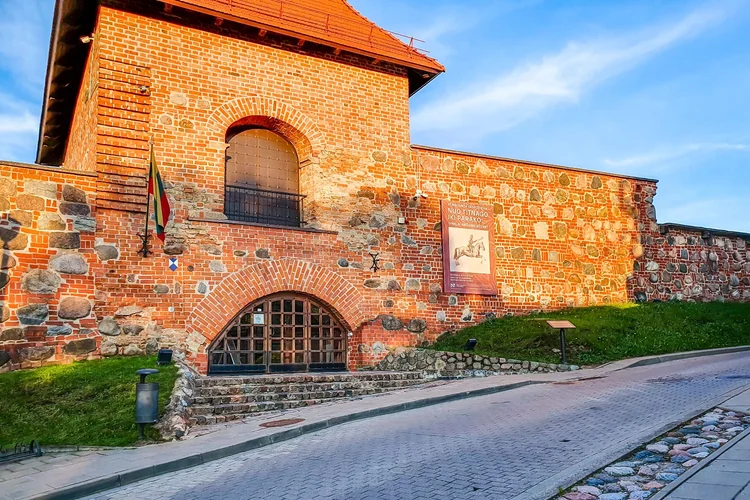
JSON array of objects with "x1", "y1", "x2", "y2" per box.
[
  {"x1": 411, "y1": 144, "x2": 661, "y2": 184},
  {"x1": 160, "y1": 0, "x2": 445, "y2": 75},
  {"x1": 659, "y1": 223, "x2": 750, "y2": 240},
  {"x1": 37, "y1": 0, "x2": 444, "y2": 166}
]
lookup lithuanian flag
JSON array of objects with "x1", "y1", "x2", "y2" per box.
[{"x1": 148, "y1": 144, "x2": 171, "y2": 242}]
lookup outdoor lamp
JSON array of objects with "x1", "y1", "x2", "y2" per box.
[
  {"x1": 465, "y1": 339, "x2": 477, "y2": 351},
  {"x1": 157, "y1": 349, "x2": 173, "y2": 366}
]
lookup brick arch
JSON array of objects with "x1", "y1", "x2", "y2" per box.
[
  {"x1": 206, "y1": 96, "x2": 325, "y2": 161},
  {"x1": 186, "y1": 260, "x2": 366, "y2": 360}
]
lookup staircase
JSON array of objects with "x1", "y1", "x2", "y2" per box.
[{"x1": 189, "y1": 371, "x2": 425, "y2": 425}]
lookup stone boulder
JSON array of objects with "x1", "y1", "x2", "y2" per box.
[
  {"x1": 98, "y1": 317, "x2": 121, "y2": 336},
  {"x1": 95, "y1": 245, "x2": 119, "y2": 261},
  {"x1": 21, "y1": 269, "x2": 61, "y2": 294},
  {"x1": 0, "y1": 327, "x2": 25, "y2": 341},
  {"x1": 50, "y1": 253, "x2": 89, "y2": 275},
  {"x1": 62, "y1": 338, "x2": 97, "y2": 356},
  {"x1": 58, "y1": 297, "x2": 92, "y2": 320},
  {"x1": 19, "y1": 346, "x2": 55, "y2": 361},
  {"x1": 123, "y1": 344, "x2": 144, "y2": 356},
  {"x1": 47, "y1": 325, "x2": 73, "y2": 336},
  {"x1": 406, "y1": 318, "x2": 427, "y2": 333},
  {"x1": 49, "y1": 232, "x2": 81, "y2": 249},
  {"x1": 101, "y1": 340, "x2": 118, "y2": 356},
  {"x1": 62, "y1": 185, "x2": 87, "y2": 203},
  {"x1": 17, "y1": 303, "x2": 49, "y2": 325},
  {"x1": 0, "y1": 227, "x2": 29, "y2": 250},
  {"x1": 0, "y1": 272, "x2": 9, "y2": 291},
  {"x1": 379, "y1": 314, "x2": 403, "y2": 331}
]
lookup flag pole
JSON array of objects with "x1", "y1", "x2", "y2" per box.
[{"x1": 137, "y1": 137, "x2": 154, "y2": 257}]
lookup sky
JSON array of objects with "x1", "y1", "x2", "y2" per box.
[{"x1": 1, "y1": 0, "x2": 749, "y2": 232}]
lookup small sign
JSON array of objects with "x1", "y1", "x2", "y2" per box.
[
  {"x1": 253, "y1": 313, "x2": 264, "y2": 325},
  {"x1": 546, "y1": 320, "x2": 576, "y2": 329},
  {"x1": 168, "y1": 257, "x2": 178, "y2": 272}
]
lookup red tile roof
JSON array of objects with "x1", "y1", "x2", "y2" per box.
[{"x1": 160, "y1": 0, "x2": 445, "y2": 74}]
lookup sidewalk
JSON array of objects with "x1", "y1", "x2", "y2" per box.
[
  {"x1": 656, "y1": 391, "x2": 750, "y2": 500},
  {"x1": 1, "y1": 346, "x2": 748, "y2": 500}
]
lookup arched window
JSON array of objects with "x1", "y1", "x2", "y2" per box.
[{"x1": 224, "y1": 128, "x2": 303, "y2": 227}]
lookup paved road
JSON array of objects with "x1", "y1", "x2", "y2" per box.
[{"x1": 88, "y1": 353, "x2": 750, "y2": 500}]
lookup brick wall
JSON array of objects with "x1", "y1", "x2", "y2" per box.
[
  {"x1": 632, "y1": 224, "x2": 750, "y2": 302},
  {"x1": 1, "y1": 1, "x2": 747, "y2": 374},
  {"x1": 0, "y1": 162, "x2": 99, "y2": 371}
]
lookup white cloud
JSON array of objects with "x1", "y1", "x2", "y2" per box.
[
  {"x1": 603, "y1": 142, "x2": 750, "y2": 170},
  {"x1": 411, "y1": 3, "x2": 732, "y2": 137}
]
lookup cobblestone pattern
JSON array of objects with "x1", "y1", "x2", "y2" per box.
[
  {"x1": 373, "y1": 348, "x2": 578, "y2": 378},
  {"x1": 561, "y1": 407, "x2": 750, "y2": 500},
  {"x1": 85, "y1": 355, "x2": 750, "y2": 500}
]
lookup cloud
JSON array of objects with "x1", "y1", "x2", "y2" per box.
[
  {"x1": 0, "y1": 0, "x2": 52, "y2": 93},
  {"x1": 603, "y1": 142, "x2": 750, "y2": 170},
  {"x1": 411, "y1": 3, "x2": 732, "y2": 137}
]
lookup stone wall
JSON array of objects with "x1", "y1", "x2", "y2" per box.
[
  {"x1": 0, "y1": 162, "x2": 99, "y2": 372},
  {"x1": 632, "y1": 224, "x2": 750, "y2": 302},
  {"x1": 374, "y1": 348, "x2": 579, "y2": 378}
]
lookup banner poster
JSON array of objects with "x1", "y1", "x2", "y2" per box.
[{"x1": 441, "y1": 200, "x2": 497, "y2": 296}]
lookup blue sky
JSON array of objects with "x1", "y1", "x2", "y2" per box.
[{"x1": 1, "y1": 1, "x2": 749, "y2": 232}]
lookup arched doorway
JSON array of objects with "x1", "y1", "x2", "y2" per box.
[{"x1": 208, "y1": 293, "x2": 348, "y2": 374}]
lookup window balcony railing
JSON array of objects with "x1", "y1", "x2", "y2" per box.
[{"x1": 224, "y1": 185, "x2": 305, "y2": 228}]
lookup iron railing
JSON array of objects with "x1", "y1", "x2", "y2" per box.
[{"x1": 224, "y1": 185, "x2": 305, "y2": 227}]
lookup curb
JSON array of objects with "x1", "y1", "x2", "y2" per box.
[
  {"x1": 651, "y1": 418, "x2": 750, "y2": 499},
  {"x1": 35, "y1": 380, "x2": 546, "y2": 500},
  {"x1": 615, "y1": 345, "x2": 750, "y2": 371}
]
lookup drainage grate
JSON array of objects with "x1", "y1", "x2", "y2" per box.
[
  {"x1": 646, "y1": 375, "x2": 693, "y2": 384},
  {"x1": 259, "y1": 418, "x2": 305, "y2": 428}
]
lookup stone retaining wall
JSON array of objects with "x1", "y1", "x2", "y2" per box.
[{"x1": 374, "y1": 348, "x2": 579, "y2": 378}]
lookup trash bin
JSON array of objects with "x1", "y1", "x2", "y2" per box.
[{"x1": 135, "y1": 368, "x2": 159, "y2": 439}]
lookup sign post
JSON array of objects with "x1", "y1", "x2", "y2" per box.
[
  {"x1": 440, "y1": 201, "x2": 497, "y2": 296},
  {"x1": 546, "y1": 320, "x2": 576, "y2": 364}
]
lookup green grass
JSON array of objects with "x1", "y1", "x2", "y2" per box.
[
  {"x1": 429, "y1": 302, "x2": 750, "y2": 366},
  {"x1": 0, "y1": 356, "x2": 178, "y2": 449}
]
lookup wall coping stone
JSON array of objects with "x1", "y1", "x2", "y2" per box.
[
  {"x1": 411, "y1": 144, "x2": 660, "y2": 183},
  {"x1": 0, "y1": 160, "x2": 98, "y2": 178},
  {"x1": 660, "y1": 222, "x2": 750, "y2": 240}
]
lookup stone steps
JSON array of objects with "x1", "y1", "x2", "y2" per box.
[{"x1": 189, "y1": 371, "x2": 425, "y2": 425}]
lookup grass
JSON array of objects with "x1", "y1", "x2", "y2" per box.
[
  {"x1": 0, "y1": 356, "x2": 178, "y2": 449},
  {"x1": 429, "y1": 302, "x2": 750, "y2": 366}
]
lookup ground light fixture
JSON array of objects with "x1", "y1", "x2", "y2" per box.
[
  {"x1": 135, "y1": 369, "x2": 160, "y2": 440},
  {"x1": 465, "y1": 338, "x2": 477, "y2": 351},
  {"x1": 546, "y1": 320, "x2": 576, "y2": 364}
]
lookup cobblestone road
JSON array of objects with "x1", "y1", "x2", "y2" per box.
[{"x1": 88, "y1": 353, "x2": 750, "y2": 500}]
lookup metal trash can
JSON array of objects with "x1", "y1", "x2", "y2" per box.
[{"x1": 135, "y1": 368, "x2": 159, "y2": 439}]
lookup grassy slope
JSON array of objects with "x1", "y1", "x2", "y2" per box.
[
  {"x1": 0, "y1": 356, "x2": 178, "y2": 448},
  {"x1": 430, "y1": 302, "x2": 750, "y2": 366}
]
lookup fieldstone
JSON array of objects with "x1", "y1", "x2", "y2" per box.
[
  {"x1": 101, "y1": 340, "x2": 118, "y2": 356},
  {"x1": 26, "y1": 180, "x2": 57, "y2": 199},
  {"x1": 407, "y1": 318, "x2": 427, "y2": 333},
  {"x1": 16, "y1": 194, "x2": 45, "y2": 211},
  {"x1": 59, "y1": 202, "x2": 90, "y2": 217},
  {"x1": 576, "y1": 486, "x2": 602, "y2": 496},
  {"x1": 62, "y1": 338, "x2": 97, "y2": 355},
  {"x1": 163, "y1": 242, "x2": 186, "y2": 255},
  {"x1": 122, "y1": 324, "x2": 144, "y2": 336},
  {"x1": 209, "y1": 261, "x2": 227, "y2": 273},
  {"x1": 116, "y1": 305, "x2": 143, "y2": 317},
  {"x1": 47, "y1": 325, "x2": 73, "y2": 336},
  {"x1": 363, "y1": 279, "x2": 381, "y2": 289},
  {"x1": 646, "y1": 444, "x2": 669, "y2": 454},
  {"x1": 380, "y1": 315, "x2": 403, "y2": 331},
  {"x1": 123, "y1": 344, "x2": 144, "y2": 356},
  {"x1": 0, "y1": 272, "x2": 8, "y2": 291},
  {"x1": 0, "y1": 227, "x2": 29, "y2": 250},
  {"x1": 564, "y1": 493, "x2": 596, "y2": 500},
  {"x1": 405, "y1": 278, "x2": 421, "y2": 291},
  {"x1": 19, "y1": 346, "x2": 55, "y2": 361},
  {"x1": 95, "y1": 245, "x2": 119, "y2": 261},
  {"x1": 98, "y1": 317, "x2": 121, "y2": 336},
  {"x1": 50, "y1": 253, "x2": 89, "y2": 275},
  {"x1": 686, "y1": 437, "x2": 709, "y2": 445},
  {"x1": 62, "y1": 185, "x2": 87, "y2": 203},
  {"x1": 58, "y1": 297, "x2": 92, "y2": 320},
  {"x1": 196, "y1": 281, "x2": 209, "y2": 294},
  {"x1": 255, "y1": 248, "x2": 270, "y2": 259},
  {"x1": 0, "y1": 178, "x2": 16, "y2": 197},
  {"x1": 0, "y1": 327, "x2": 25, "y2": 341},
  {"x1": 9, "y1": 210, "x2": 33, "y2": 227},
  {"x1": 0, "y1": 251, "x2": 17, "y2": 270},
  {"x1": 21, "y1": 269, "x2": 61, "y2": 294},
  {"x1": 38, "y1": 213, "x2": 66, "y2": 231},
  {"x1": 655, "y1": 473, "x2": 678, "y2": 482},
  {"x1": 49, "y1": 232, "x2": 80, "y2": 249},
  {"x1": 0, "y1": 304, "x2": 9, "y2": 323},
  {"x1": 605, "y1": 467, "x2": 635, "y2": 477},
  {"x1": 510, "y1": 247, "x2": 525, "y2": 259},
  {"x1": 599, "y1": 494, "x2": 627, "y2": 500},
  {"x1": 591, "y1": 176, "x2": 603, "y2": 189},
  {"x1": 17, "y1": 303, "x2": 49, "y2": 325},
  {"x1": 74, "y1": 217, "x2": 96, "y2": 232},
  {"x1": 154, "y1": 284, "x2": 170, "y2": 294}
]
